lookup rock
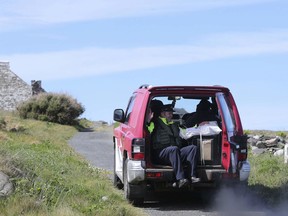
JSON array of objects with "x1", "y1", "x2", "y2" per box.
[
  {"x1": 265, "y1": 137, "x2": 279, "y2": 147},
  {"x1": 249, "y1": 134, "x2": 288, "y2": 162},
  {"x1": 101, "y1": 196, "x2": 108, "y2": 201},
  {"x1": 251, "y1": 146, "x2": 258, "y2": 150},
  {"x1": 256, "y1": 141, "x2": 267, "y2": 149},
  {"x1": 0, "y1": 171, "x2": 13, "y2": 197},
  {"x1": 248, "y1": 137, "x2": 258, "y2": 146},
  {"x1": 255, "y1": 137, "x2": 279, "y2": 148},
  {"x1": 277, "y1": 136, "x2": 285, "y2": 143},
  {"x1": 251, "y1": 147, "x2": 266, "y2": 155},
  {"x1": 274, "y1": 149, "x2": 284, "y2": 156},
  {"x1": 277, "y1": 142, "x2": 285, "y2": 149},
  {"x1": 253, "y1": 135, "x2": 260, "y2": 139}
]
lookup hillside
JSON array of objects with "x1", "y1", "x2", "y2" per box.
[{"x1": 0, "y1": 112, "x2": 145, "y2": 216}]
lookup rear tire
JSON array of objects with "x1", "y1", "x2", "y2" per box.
[{"x1": 123, "y1": 159, "x2": 145, "y2": 205}]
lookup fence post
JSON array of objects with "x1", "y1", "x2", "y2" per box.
[{"x1": 284, "y1": 144, "x2": 288, "y2": 164}]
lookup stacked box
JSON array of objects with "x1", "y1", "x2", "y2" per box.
[
  {"x1": 189, "y1": 135, "x2": 221, "y2": 165},
  {"x1": 198, "y1": 138, "x2": 214, "y2": 161}
]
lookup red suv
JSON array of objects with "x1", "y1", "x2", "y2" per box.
[{"x1": 113, "y1": 85, "x2": 250, "y2": 204}]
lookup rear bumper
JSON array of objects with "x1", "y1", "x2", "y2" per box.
[
  {"x1": 127, "y1": 160, "x2": 250, "y2": 185},
  {"x1": 146, "y1": 165, "x2": 227, "y2": 182},
  {"x1": 127, "y1": 160, "x2": 145, "y2": 184}
]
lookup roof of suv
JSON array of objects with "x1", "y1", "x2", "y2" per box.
[{"x1": 137, "y1": 84, "x2": 230, "y2": 95}]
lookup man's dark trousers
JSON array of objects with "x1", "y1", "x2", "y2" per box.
[{"x1": 156, "y1": 145, "x2": 198, "y2": 180}]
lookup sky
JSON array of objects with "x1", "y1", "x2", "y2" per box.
[{"x1": 0, "y1": 0, "x2": 288, "y2": 130}]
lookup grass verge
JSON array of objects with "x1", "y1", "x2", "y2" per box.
[
  {"x1": 0, "y1": 112, "x2": 145, "y2": 216},
  {"x1": 248, "y1": 150, "x2": 288, "y2": 206}
]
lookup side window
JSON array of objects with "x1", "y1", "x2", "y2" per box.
[
  {"x1": 124, "y1": 94, "x2": 136, "y2": 124},
  {"x1": 217, "y1": 93, "x2": 236, "y2": 133}
]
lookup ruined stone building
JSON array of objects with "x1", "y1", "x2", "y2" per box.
[{"x1": 0, "y1": 62, "x2": 45, "y2": 111}]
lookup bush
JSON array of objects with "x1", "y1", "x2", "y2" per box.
[
  {"x1": 276, "y1": 131, "x2": 287, "y2": 138},
  {"x1": 17, "y1": 93, "x2": 85, "y2": 125}
]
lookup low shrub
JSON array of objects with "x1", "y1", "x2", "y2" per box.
[
  {"x1": 276, "y1": 131, "x2": 287, "y2": 138},
  {"x1": 17, "y1": 93, "x2": 85, "y2": 125}
]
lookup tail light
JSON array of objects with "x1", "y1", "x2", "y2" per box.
[
  {"x1": 131, "y1": 138, "x2": 145, "y2": 160},
  {"x1": 231, "y1": 135, "x2": 248, "y2": 161},
  {"x1": 222, "y1": 173, "x2": 238, "y2": 179},
  {"x1": 238, "y1": 148, "x2": 247, "y2": 161},
  {"x1": 146, "y1": 172, "x2": 163, "y2": 178}
]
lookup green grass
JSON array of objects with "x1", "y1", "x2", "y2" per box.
[
  {"x1": 244, "y1": 129, "x2": 288, "y2": 205},
  {"x1": 244, "y1": 129, "x2": 288, "y2": 137},
  {"x1": 248, "y1": 150, "x2": 288, "y2": 206},
  {"x1": 0, "y1": 112, "x2": 146, "y2": 216},
  {"x1": 245, "y1": 129, "x2": 288, "y2": 205}
]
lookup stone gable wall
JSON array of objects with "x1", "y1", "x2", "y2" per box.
[{"x1": 0, "y1": 62, "x2": 32, "y2": 111}]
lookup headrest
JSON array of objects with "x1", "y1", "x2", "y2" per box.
[
  {"x1": 197, "y1": 99, "x2": 212, "y2": 111},
  {"x1": 161, "y1": 104, "x2": 174, "y2": 112}
]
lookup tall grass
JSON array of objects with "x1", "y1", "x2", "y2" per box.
[
  {"x1": 0, "y1": 112, "x2": 145, "y2": 216},
  {"x1": 248, "y1": 150, "x2": 288, "y2": 205}
]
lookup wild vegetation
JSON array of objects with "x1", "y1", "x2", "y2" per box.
[
  {"x1": 17, "y1": 93, "x2": 85, "y2": 125},
  {"x1": 246, "y1": 130, "x2": 288, "y2": 206},
  {"x1": 0, "y1": 111, "x2": 145, "y2": 216},
  {"x1": 248, "y1": 152, "x2": 288, "y2": 205}
]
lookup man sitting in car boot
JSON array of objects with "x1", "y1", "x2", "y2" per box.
[{"x1": 149, "y1": 104, "x2": 200, "y2": 188}]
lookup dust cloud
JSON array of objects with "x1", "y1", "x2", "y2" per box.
[{"x1": 210, "y1": 185, "x2": 287, "y2": 216}]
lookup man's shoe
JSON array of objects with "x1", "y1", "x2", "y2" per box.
[
  {"x1": 178, "y1": 179, "x2": 189, "y2": 188},
  {"x1": 191, "y1": 177, "x2": 200, "y2": 183}
]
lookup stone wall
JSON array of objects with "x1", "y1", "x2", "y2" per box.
[{"x1": 0, "y1": 62, "x2": 32, "y2": 111}]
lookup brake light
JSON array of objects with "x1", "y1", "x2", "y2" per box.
[
  {"x1": 132, "y1": 153, "x2": 144, "y2": 160},
  {"x1": 146, "y1": 172, "x2": 163, "y2": 178},
  {"x1": 222, "y1": 173, "x2": 238, "y2": 179},
  {"x1": 238, "y1": 149, "x2": 247, "y2": 161},
  {"x1": 231, "y1": 135, "x2": 248, "y2": 161},
  {"x1": 131, "y1": 138, "x2": 145, "y2": 160}
]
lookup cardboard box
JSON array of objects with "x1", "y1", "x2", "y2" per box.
[
  {"x1": 198, "y1": 138, "x2": 213, "y2": 161},
  {"x1": 189, "y1": 135, "x2": 221, "y2": 164}
]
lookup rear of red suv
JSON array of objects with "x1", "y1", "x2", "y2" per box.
[{"x1": 113, "y1": 85, "x2": 250, "y2": 205}]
